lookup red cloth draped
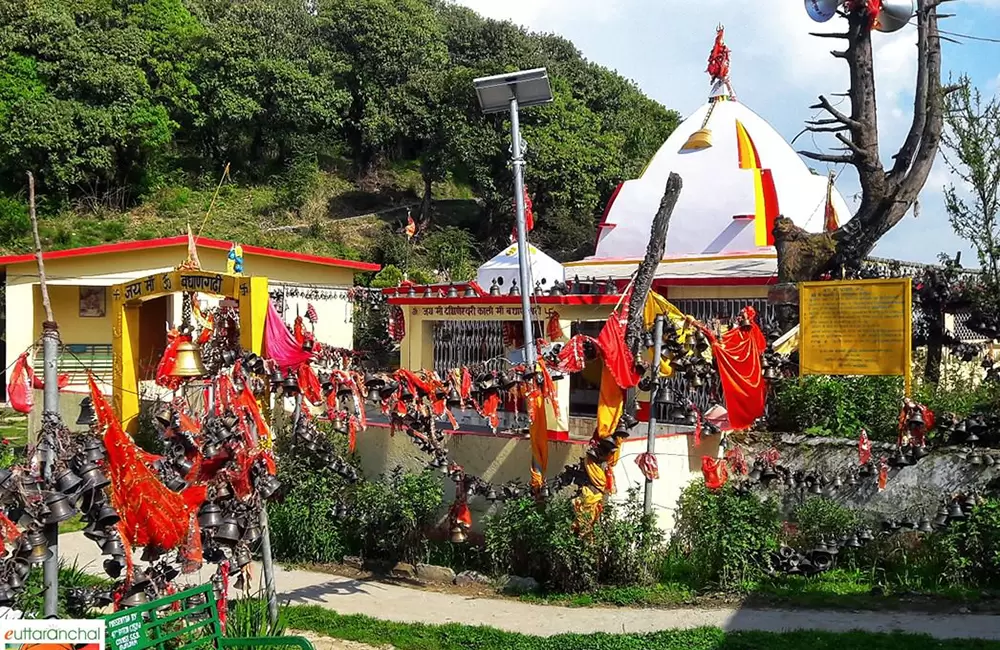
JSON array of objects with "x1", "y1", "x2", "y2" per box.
[
  {"x1": 298, "y1": 363, "x2": 323, "y2": 404},
  {"x1": 596, "y1": 313, "x2": 639, "y2": 390},
  {"x1": 155, "y1": 332, "x2": 185, "y2": 390},
  {"x1": 6, "y1": 353, "x2": 33, "y2": 414},
  {"x1": 546, "y1": 312, "x2": 565, "y2": 342},
  {"x1": 702, "y1": 456, "x2": 729, "y2": 490},
  {"x1": 859, "y1": 429, "x2": 872, "y2": 466},
  {"x1": 264, "y1": 300, "x2": 312, "y2": 369},
  {"x1": 703, "y1": 307, "x2": 766, "y2": 430},
  {"x1": 88, "y1": 375, "x2": 207, "y2": 561}
]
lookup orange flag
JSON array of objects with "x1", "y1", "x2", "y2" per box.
[
  {"x1": 824, "y1": 171, "x2": 839, "y2": 233},
  {"x1": 405, "y1": 211, "x2": 416, "y2": 239}
]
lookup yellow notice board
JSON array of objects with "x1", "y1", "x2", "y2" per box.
[{"x1": 799, "y1": 278, "x2": 912, "y2": 392}]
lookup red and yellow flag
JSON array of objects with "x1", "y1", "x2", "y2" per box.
[{"x1": 405, "y1": 211, "x2": 416, "y2": 239}]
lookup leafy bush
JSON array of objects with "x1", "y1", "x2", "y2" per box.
[
  {"x1": 789, "y1": 498, "x2": 860, "y2": 549},
  {"x1": 371, "y1": 265, "x2": 404, "y2": 288},
  {"x1": 268, "y1": 454, "x2": 348, "y2": 564},
  {"x1": 484, "y1": 491, "x2": 662, "y2": 593},
  {"x1": 342, "y1": 467, "x2": 443, "y2": 565},
  {"x1": 767, "y1": 376, "x2": 903, "y2": 440},
  {"x1": 421, "y1": 227, "x2": 477, "y2": 281},
  {"x1": 932, "y1": 498, "x2": 1000, "y2": 587},
  {"x1": 672, "y1": 481, "x2": 781, "y2": 590},
  {"x1": 0, "y1": 195, "x2": 30, "y2": 247},
  {"x1": 16, "y1": 561, "x2": 108, "y2": 618}
]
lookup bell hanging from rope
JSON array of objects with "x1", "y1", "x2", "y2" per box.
[
  {"x1": 655, "y1": 385, "x2": 673, "y2": 406},
  {"x1": 171, "y1": 340, "x2": 208, "y2": 378},
  {"x1": 447, "y1": 387, "x2": 462, "y2": 409},
  {"x1": 913, "y1": 445, "x2": 929, "y2": 460},
  {"x1": 917, "y1": 518, "x2": 934, "y2": 533},
  {"x1": 94, "y1": 503, "x2": 121, "y2": 528},
  {"x1": 76, "y1": 397, "x2": 96, "y2": 426},
  {"x1": 198, "y1": 502, "x2": 223, "y2": 529},
  {"x1": 948, "y1": 501, "x2": 966, "y2": 520},
  {"x1": 42, "y1": 492, "x2": 77, "y2": 525},
  {"x1": 680, "y1": 127, "x2": 713, "y2": 152},
  {"x1": 282, "y1": 374, "x2": 300, "y2": 396},
  {"x1": 82, "y1": 436, "x2": 106, "y2": 463},
  {"x1": 257, "y1": 474, "x2": 281, "y2": 500},
  {"x1": 450, "y1": 525, "x2": 467, "y2": 544},
  {"x1": 55, "y1": 468, "x2": 84, "y2": 495},
  {"x1": 119, "y1": 583, "x2": 149, "y2": 609},
  {"x1": 100, "y1": 535, "x2": 125, "y2": 557},
  {"x1": 214, "y1": 515, "x2": 242, "y2": 546},
  {"x1": 907, "y1": 407, "x2": 925, "y2": 429},
  {"x1": 234, "y1": 545, "x2": 253, "y2": 568}
]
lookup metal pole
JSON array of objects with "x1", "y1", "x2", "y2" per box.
[
  {"x1": 41, "y1": 323, "x2": 59, "y2": 617},
  {"x1": 644, "y1": 315, "x2": 664, "y2": 516},
  {"x1": 509, "y1": 95, "x2": 536, "y2": 368},
  {"x1": 258, "y1": 392, "x2": 298, "y2": 627}
]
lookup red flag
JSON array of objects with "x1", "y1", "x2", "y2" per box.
[
  {"x1": 824, "y1": 171, "x2": 839, "y2": 233},
  {"x1": 511, "y1": 187, "x2": 535, "y2": 242},
  {"x1": 405, "y1": 212, "x2": 416, "y2": 239}
]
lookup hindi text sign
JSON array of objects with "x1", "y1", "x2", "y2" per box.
[{"x1": 799, "y1": 279, "x2": 912, "y2": 388}]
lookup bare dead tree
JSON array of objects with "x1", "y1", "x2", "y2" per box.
[{"x1": 775, "y1": 0, "x2": 960, "y2": 283}]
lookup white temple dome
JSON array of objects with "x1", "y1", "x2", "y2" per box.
[{"x1": 591, "y1": 93, "x2": 852, "y2": 262}]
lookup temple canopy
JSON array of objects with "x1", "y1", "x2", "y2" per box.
[
  {"x1": 476, "y1": 243, "x2": 564, "y2": 293},
  {"x1": 590, "y1": 30, "x2": 851, "y2": 264}
]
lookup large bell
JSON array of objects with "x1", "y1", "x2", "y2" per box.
[
  {"x1": 874, "y1": 0, "x2": 914, "y2": 33},
  {"x1": 256, "y1": 474, "x2": 281, "y2": 500},
  {"x1": 81, "y1": 437, "x2": 106, "y2": 463},
  {"x1": 94, "y1": 503, "x2": 121, "y2": 528},
  {"x1": 77, "y1": 462, "x2": 109, "y2": 490},
  {"x1": 43, "y1": 492, "x2": 77, "y2": 524},
  {"x1": 214, "y1": 515, "x2": 242, "y2": 545},
  {"x1": 76, "y1": 397, "x2": 96, "y2": 426},
  {"x1": 917, "y1": 518, "x2": 934, "y2": 533},
  {"x1": 20, "y1": 530, "x2": 52, "y2": 564},
  {"x1": 101, "y1": 535, "x2": 125, "y2": 557},
  {"x1": 199, "y1": 502, "x2": 223, "y2": 529},
  {"x1": 907, "y1": 407, "x2": 925, "y2": 429},
  {"x1": 119, "y1": 583, "x2": 150, "y2": 609},
  {"x1": 948, "y1": 501, "x2": 966, "y2": 520},
  {"x1": 680, "y1": 127, "x2": 712, "y2": 152},
  {"x1": 234, "y1": 545, "x2": 253, "y2": 568},
  {"x1": 55, "y1": 468, "x2": 84, "y2": 495},
  {"x1": 242, "y1": 523, "x2": 262, "y2": 546},
  {"x1": 450, "y1": 525, "x2": 467, "y2": 544},
  {"x1": 171, "y1": 340, "x2": 208, "y2": 378}
]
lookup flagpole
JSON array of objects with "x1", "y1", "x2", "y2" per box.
[{"x1": 510, "y1": 97, "x2": 536, "y2": 369}]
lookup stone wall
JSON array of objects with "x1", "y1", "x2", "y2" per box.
[{"x1": 745, "y1": 433, "x2": 1000, "y2": 520}]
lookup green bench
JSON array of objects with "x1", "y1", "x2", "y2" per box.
[{"x1": 104, "y1": 583, "x2": 314, "y2": 650}]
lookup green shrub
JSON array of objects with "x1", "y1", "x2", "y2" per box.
[
  {"x1": 672, "y1": 481, "x2": 781, "y2": 590},
  {"x1": 342, "y1": 467, "x2": 443, "y2": 565},
  {"x1": 268, "y1": 454, "x2": 348, "y2": 564},
  {"x1": 371, "y1": 265, "x2": 404, "y2": 288},
  {"x1": 0, "y1": 195, "x2": 30, "y2": 247},
  {"x1": 789, "y1": 497, "x2": 860, "y2": 549},
  {"x1": 16, "y1": 561, "x2": 108, "y2": 618},
  {"x1": 767, "y1": 376, "x2": 903, "y2": 440},
  {"x1": 484, "y1": 490, "x2": 662, "y2": 593},
  {"x1": 932, "y1": 498, "x2": 1000, "y2": 587}
]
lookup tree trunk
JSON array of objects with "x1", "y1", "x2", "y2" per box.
[
  {"x1": 923, "y1": 309, "x2": 945, "y2": 383},
  {"x1": 419, "y1": 172, "x2": 433, "y2": 231}
]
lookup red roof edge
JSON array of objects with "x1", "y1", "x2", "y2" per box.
[{"x1": 0, "y1": 235, "x2": 380, "y2": 272}]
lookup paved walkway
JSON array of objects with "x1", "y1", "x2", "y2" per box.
[{"x1": 60, "y1": 532, "x2": 1000, "y2": 641}]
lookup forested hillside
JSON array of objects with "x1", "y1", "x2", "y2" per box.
[{"x1": 0, "y1": 0, "x2": 678, "y2": 280}]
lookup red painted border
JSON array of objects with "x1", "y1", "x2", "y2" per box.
[
  {"x1": 653, "y1": 276, "x2": 776, "y2": 287},
  {"x1": 0, "y1": 235, "x2": 380, "y2": 272}
]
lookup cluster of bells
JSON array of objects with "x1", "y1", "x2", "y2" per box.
[
  {"x1": 768, "y1": 529, "x2": 876, "y2": 577},
  {"x1": 744, "y1": 460, "x2": 888, "y2": 493},
  {"x1": 642, "y1": 325, "x2": 714, "y2": 389},
  {"x1": 637, "y1": 377, "x2": 705, "y2": 428},
  {"x1": 937, "y1": 414, "x2": 1000, "y2": 462},
  {"x1": 293, "y1": 414, "x2": 361, "y2": 483}
]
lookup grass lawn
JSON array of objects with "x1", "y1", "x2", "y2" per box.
[{"x1": 283, "y1": 605, "x2": 1000, "y2": 650}]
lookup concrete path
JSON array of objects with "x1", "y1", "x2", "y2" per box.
[{"x1": 59, "y1": 532, "x2": 1000, "y2": 641}]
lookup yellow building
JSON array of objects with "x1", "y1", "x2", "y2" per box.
[{"x1": 0, "y1": 235, "x2": 379, "y2": 413}]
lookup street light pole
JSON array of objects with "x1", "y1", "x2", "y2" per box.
[{"x1": 509, "y1": 96, "x2": 535, "y2": 367}]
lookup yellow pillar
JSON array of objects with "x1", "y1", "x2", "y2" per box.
[
  {"x1": 114, "y1": 303, "x2": 141, "y2": 434},
  {"x1": 240, "y1": 277, "x2": 268, "y2": 355}
]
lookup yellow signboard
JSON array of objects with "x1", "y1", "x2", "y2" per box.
[{"x1": 799, "y1": 278, "x2": 912, "y2": 392}]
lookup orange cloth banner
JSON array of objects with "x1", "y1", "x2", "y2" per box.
[
  {"x1": 529, "y1": 392, "x2": 548, "y2": 491},
  {"x1": 704, "y1": 307, "x2": 767, "y2": 430}
]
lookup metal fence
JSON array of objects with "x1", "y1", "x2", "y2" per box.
[{"x1": 432, "y1": 320, "x2": 505, "y2": 376}]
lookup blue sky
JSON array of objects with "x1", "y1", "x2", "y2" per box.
[{"x1": 455, "y1": 0, "x2": 1000, "y2": 265}]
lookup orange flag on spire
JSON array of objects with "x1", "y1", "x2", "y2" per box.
[{"x1": 824, "y1": 171, "x2": 839, "y2": 233}]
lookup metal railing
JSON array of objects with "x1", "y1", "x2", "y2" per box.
[{"x1": 32, "y1": 343, "x2": 113, "y2": 384}]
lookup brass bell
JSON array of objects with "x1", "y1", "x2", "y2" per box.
[
  {"x1": 234, "y1": 545, "x2": 253, "y2": 568},
  {"x1": 446, "y1": 284, "x2": 459, "y2": 299},
  {"x1": 761, "y1": 465, "x2": 778, "y2": 482},
  {"x1": 256, "y1": 474, "x2": 281, "y2": 500},
  {"x1": 82, "y1": 437, "x2": 106, "y2": 463},
  {"x1": 655, "y1": 385, "x2": 673, "y2": 406},
  {"x1": 269, "y1": 369, "x2": 284, "y2": 386},
  {"x1": 917, "y1": 518, "x2": 934, "y2": 533},
  {"x1": 94, "y1": 503, "x2": 121, "y2": 528},
  {"x1": 198, "y1": 502, "x2": 223, "y2": 529},
  {"x1": 302, "y1": 338, "x2": 314, "y2": 353},
  {"x1": 450, "y1": 525, "x2": 467, "y2": 544},
  {"x1": 20, "y1": 530, "x2": 52, "y2": 564},
  {"x1": 171, "y1": 340, "x2": 208, "y2": 378},
  {"x1": 858, "y1": 528, "x2": 874, "y2": 542},
  {"x1": 213, "y1": 515, "x2": 241, "y2": 545},
  {"x1": 845, "y1": 534, "x2": 862, "y2": 548},
  {"x1": 985, "y1": 454, "x2": 997, "y2": 467},
  {"x1": 463, "y1": 285, "x2": 477, "y2": 298},
  {"x1": 968, "y1": 450, "x2": 984, "y2": 466},
  {"x1": 141, "y1": 546, "x2": 163, "y2": 563},
  {"x1": 101, "y1": 535, "x2": 125, "y2": 557},
  {"x1": 43, "y1": 492, "x2": 78, "y2": 524},
  {"x1": 508, "y1": 280, "x2": 519, "y2": 296},
  {"x1": 55, "y1": 468, "x2": 84, "y2": 495},
  {"x1": 119, "y1": 583, "x2": 149, "y2": 609},
  {"x1": 907, "y1": 408, "x2": 925, "y2": 428},
  {"x1": 948, "y1": 501, "x2": 966, "y2": 520},
  {"x1": 242, "y1": 524, "x2": 262, "y2": 546},
  {"x1": 175, "y1": 456, "x2": 194, "y2": 476},
  {"x1": 809, "y1": 481, "x2": 823, "y2": 495},
  {"x1": 78, "y1": 461, "x2": 110, "y2": 490},
  {"x1": 282, "y1": 374, "x2": 300, "y2": 395},
  {"x1": 748, "y1": 463, "x2": 763, "y2": 482},
  {"x1": 76, "y1": 397, "x2": 96, "y2": 426},
  {"x1": 681, "y1": 127, "x2": 713, "y2": 152},
  {"x1": 331, "y1": 415, "x2": 347, "y2": 434},
  {"x1": 446, "y1": 387, "x2": 462, "y2": 408}
]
